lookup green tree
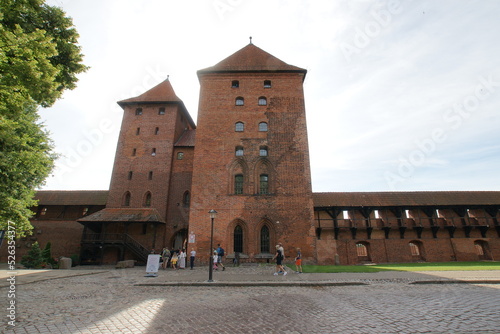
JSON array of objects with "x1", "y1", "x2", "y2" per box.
[{"x1": 0, "y1": 0, "x2": 87, "y2": 236}]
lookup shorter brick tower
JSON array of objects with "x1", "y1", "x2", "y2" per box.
[{"x1": 79, "y1": 79, "x2": 196, "y2": 263}]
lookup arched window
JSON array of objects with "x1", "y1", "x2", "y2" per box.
[
  {"x1": 258, "y1": 97, "x2": 267, "y2": 106},
  {"x1": 235, "y1": 97, "x2": 244, "y2": 106},
  {"x1": 144, "y1": 192, "x2": 152, "y2": 207},
  {"x1": 259, "y1": 146, "x2": 268, "y2": 157},
  {"x1": 234, "y1": 174, "x2": 243, "y2": 194},
  {"x1": 232, "y1": 80, "x2": 239, "y2": 88},
  {"x1": 258, "y1": 122, "x2": 268, "y2": 132},
  {"x1": 183, "y1": 191, "x2": 190, "y2": 207},
  {"x1": 234, "y1": 225, "x2": 243, "y2": 253},
  {"x1": 356, "y1": 243, "x2": 368, "y2": 257},
  {"x1": 123, "y1": 192, "x2": 131, "y2": 206},
  {"x1": 259, "y1": 174, "x2": 269, "y2": 195},
  {"x1": 409, "y1": 242, "x2": 420, "y2": 256},
  {"x1": 235, "y1": 146, "x2": 244, "y2": 157},
  {"x1": 260, "y1": 225, "x2": 270, "y2": 253},
  {"x1": 474, "y1": 240, "x2": 491, "y2": 260},
  {"x1": 235, "y1": 122, "x2": 244, "y2": 132}
]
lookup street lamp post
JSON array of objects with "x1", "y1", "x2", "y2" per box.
[{"x1": 208, "y1": 209, "x2": 217, "y2": 282}]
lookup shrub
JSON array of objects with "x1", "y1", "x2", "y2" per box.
[
  {"x1": 21, "y1": 242, "x2": 43, "y2": 268},
  {"x1": 70, "y1": 254, "x2": 80, "y2": 267}
]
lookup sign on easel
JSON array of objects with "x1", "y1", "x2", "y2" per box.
[{"x1": 145, "y1": 254, "x2": 160, "y2": 277}]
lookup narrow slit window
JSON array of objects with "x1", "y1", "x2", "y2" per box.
[
  {"x1": 123, "y1": 192, "x2": 131, "y2": 206},
  {"x1": 135, "y1": 108, "x2": 143, "y2": 115},
  {"x1": 234, "y1": 174, "x2": 243, "y2": 194},
  {"x1": 151, "y1": 148, "x2": 156, "y2": 156},
  {"x1": 259, "y1": 174, "x2": 269, "y2": 195},
  {"x1": 144, "y1": 192, "x2": 152, "y2": 207},
  {"x1": 234, "y1": 225, "x2": 243, "y2": 253},
  {"x1": 148, "y1": 171, "x2": 153, "y2": 180},
  {"x1": 158, "y1": 107, "x2": 165, "y2": 115},
  {"x1": 260, "y1": 225, "x2": 270, "y2": 253}
]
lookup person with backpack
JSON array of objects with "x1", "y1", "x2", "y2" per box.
[{"x1": 216, "y1": 244, "x2": 226, "y2": 271}]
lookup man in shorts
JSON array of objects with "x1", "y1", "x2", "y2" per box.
[
  {"x1": 216, "y1": 244, "x2": 226, "y2": 271},
  {"x1": 273, "y1": 244, "x2": 287, "y2": 275}
]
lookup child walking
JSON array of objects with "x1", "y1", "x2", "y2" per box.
[{"x1": 295, "y1": 248, "x2": 303, "y2": 273}]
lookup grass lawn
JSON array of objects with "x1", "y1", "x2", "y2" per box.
[{"x1": 285, "y1": 261, "x2": 500, "y2": 273}]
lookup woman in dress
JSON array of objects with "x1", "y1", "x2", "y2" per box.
[{"x1": 178, "y1": 248, "x2": 186, "y2": 269}]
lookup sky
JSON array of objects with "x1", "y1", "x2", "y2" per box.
[{"x1": 39, "y1": 0, "x2": 500, "y2": 193}]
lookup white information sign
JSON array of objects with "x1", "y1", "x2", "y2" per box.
[{"x1": 145, "y1": 254, "x2": 160, "y2": 276}]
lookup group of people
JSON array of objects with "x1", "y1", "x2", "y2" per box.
[
  {"x1": 273, "y1": 243, "x2": 302, "y2": 275},
  {"x1": 159, "y1": 248, "x2": 197, "y2": 270},
  {"x1": 155, "y1": 242, "x2": 303, "y2": 275}
]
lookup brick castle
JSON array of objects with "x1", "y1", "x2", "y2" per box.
[{"x1": 2, "y1": 43, "x2": 499, "y2": 265}]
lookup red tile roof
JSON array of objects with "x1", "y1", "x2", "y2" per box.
[
  {"x1": 117, "y1": 79, "x2": 196, "y2": 129},
  {"x1": 313, "y1": 191, "x2": 500, "y2": 207},
  {"x1": 198, "y1": 43, "x2": 307, "y2": 75},
  {"x1": 174, "y1": 129, "x2": 196, "y2": 147},
  {"x1": 118, "y1": 79, "x2": 181, "y2": 105},
  {"x1": 35, "y1": 190, "x2": 108, "y2": 206},
  {"x1": 78, "y1": 208, "x2": 165, "y2": 223}
]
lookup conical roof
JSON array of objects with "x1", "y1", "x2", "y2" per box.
[
  {"x1": 118, "y1": 79, "x2": 181, "y2": 106},
  {"x1": 198, "y1": 43, "x2": 306, "y2": 75}
]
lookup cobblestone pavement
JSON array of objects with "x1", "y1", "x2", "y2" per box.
[{"x1": 1, "y1": 265, "x2": 500, "y2": 333}]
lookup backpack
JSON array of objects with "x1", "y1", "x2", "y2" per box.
[{"x1": 218, "y1": 247, "x2": 225, "y2": 256}]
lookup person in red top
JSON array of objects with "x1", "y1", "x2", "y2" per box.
[{"x1": 294, "y1": 248, "x2": 303, "y2": 273}]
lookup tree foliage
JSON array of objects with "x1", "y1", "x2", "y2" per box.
[
  {"x1": 0, "y1": 0, "x2": 87, "y2": 236},
  {"x1": 21, "y1": 241, "x2": 43, "y2": 268}
]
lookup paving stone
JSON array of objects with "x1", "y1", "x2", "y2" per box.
[{"x1": 1, "y1": 265, "x2": 499, "y2": 333}]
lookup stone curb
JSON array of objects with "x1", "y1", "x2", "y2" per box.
[
  {"x1": 134, "y1": 281, "x2": 368, "y2": 287},
  {"x1": 410, "y1": 280, "x2": 500, "y2": 285}
]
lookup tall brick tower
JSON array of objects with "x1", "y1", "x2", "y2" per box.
[{"x1": 188, "y1": 43, "x2": 317, "y2": 263}]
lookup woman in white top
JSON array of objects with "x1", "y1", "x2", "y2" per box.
[{"x1": 178, "y1": 249, "x2": 187, "y2": 269}]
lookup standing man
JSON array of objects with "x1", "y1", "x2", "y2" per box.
[
  {"x1": 216, "y1": 244, "x2": 226, "y2": 271},
  {"x1": 190, "y1": 248, "x2": 196, "y2": 270},
  {"x1": 161, "y1": 247, "x2": 170, "y2": 269}
]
